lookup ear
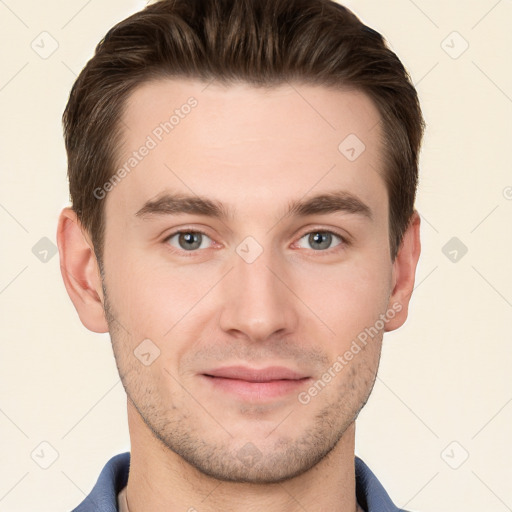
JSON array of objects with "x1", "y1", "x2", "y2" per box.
[
  {"x1": 57, "y1": 207, "x2": 109, "y2": 333},
  {"x1": 385, "y1": 210, "x2": 421, "y2": 332}
]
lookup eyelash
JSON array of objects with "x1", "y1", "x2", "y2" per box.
[{"x1": 162, "y1": 227, "x2": 350, "y2": 257}]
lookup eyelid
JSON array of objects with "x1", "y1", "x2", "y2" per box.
[
  {"x1": 163, "y1": 227, "x2": 211, "y2": 240},
  {"x1": 295, "y1": 225, "x2": 350, "y2": 242}
]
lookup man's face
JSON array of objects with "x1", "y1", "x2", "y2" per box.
[{"x1": 101, "y1": 79, "x2": 395, "y2": 482}]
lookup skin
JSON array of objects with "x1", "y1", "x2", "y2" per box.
[{"x1": 57, "y1": 79, "x2": 421, "y2": 512}]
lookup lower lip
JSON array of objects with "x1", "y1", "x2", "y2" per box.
[{"x1": 201, "y1": 375, "x2": 311, "y2": 400}]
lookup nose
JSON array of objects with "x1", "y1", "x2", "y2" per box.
[{"x1": 218, "y1": 244, "x2": 299, "y2": 343}]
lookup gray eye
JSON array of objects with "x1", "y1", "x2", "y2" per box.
[
  {"x1": 296, "y1": 231, "x2": 343, "y2": 251},
  {"x1": 179, "y1": 232, "x2": 202, "y2": 250},
  {"x1": 167, "y1": 231, "x2": 212, "y2": 251},
  {"x1": 309, "y1": 232, "x2": 332, "y2": 250}
]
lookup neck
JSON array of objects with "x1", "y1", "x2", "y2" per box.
[{"x1": 124, "y1": 400, "x2": 360, "y2": 512}]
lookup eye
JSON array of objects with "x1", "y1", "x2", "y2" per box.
[
  {"x1": 295, "y1": 230, "x2": 345, "y2": 251},
  {"x1": 164, "y1": 230, "x2": 214, "y2": 251}
]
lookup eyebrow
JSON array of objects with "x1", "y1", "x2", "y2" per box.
[{"x1": 135, "y1": 190, "x2": 373, "y2": 222}]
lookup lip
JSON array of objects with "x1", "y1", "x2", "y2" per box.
[
  {"x1": 203, "y1": 365, "x2": 308, "y2": 381},
  {"x1": 200, "y1": 366, "x2": 311, "y2": 401}
]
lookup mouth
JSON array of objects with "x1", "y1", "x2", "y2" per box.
[{"x1": 200, "y1": 366, "x2": 311, "y2": 401}]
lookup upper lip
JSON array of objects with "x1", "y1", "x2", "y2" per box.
[{"x1": 202, "y1": 366, "x2": 309, "y2": 382}]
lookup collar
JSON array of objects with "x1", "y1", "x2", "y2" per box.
[{"x1": 72, "y1": 452, "x2": 408, "y2": 512}]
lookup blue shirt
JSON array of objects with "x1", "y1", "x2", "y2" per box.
[{"x1": 71, "y1": 452, "x2": 409, "y2": 512}]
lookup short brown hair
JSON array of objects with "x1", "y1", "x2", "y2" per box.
[{"x1": 63, "y1": 0, "x2": 425, "y2": 261}]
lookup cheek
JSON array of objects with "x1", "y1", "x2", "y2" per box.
[
  {"x1": 103, "y1": 253, "x2": 166, "y2": 338},
  {"x1": 302, "y1": 255, "x2": 391, "y2": 340},
  {"x1": 105, "y1": 250, "x2": 221, "y2": 340},
  {"x1": 103, "y1": 225, "x2": 392, "y2": 348}
]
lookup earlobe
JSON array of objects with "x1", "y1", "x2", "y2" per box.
[
  {"x1": 385, "y1": 211, "x2": 421, "y2": 332},
  {"x1": 57, "y1": 207, "x2": 109, "y2": 333}
]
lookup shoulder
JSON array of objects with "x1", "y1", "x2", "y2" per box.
[
  {"x1": 71, "y1": 452, "x2": 130, "y2": 512},
  {"x1": 355, "y1": 456, "x2": 411, "y2": 512}
]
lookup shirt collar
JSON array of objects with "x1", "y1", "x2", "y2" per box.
[{"x1": 72, "y1": 452, "x2": 407, "y2": 512}]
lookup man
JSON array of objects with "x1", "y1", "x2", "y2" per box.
[{"x1": 58, "y1": 0, "x2": 424, "y2": 510}]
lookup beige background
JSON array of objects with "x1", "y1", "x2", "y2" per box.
[{"x1": 1, "y1": 0, "x2": 511, "y2": 510}]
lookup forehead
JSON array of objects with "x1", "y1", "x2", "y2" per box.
[{"x1": 107, "y1": 78, "x2": 386, "y2": 224}]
